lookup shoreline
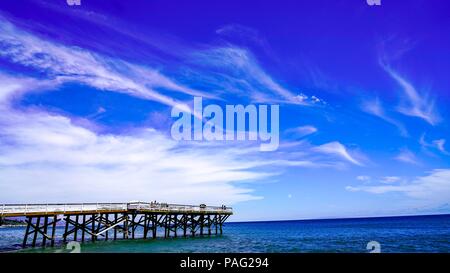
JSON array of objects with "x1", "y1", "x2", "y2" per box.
[{"x1": 0, "y1": 225, "x2": 27, "y2": 228}]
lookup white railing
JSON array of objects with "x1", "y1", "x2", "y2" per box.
[
  {"x1": 0, "y1": 203, "x2": 128, "y2": 216},
  {"x1": 0, "y1": 202, "x2": 232, "y2": 216},
  {"x1": 127, "y1": 202, "x2": 233, "y2": 213}
]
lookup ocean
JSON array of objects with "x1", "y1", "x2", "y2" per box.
[{"x1": 1, "y1": 214, "x2": 449, "y2": 253}]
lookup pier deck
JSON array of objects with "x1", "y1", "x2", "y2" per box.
[{"x1": 0, "y1": 202, "x2": 232, "y2": 248}]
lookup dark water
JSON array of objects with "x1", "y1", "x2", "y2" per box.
[{"x1": 1, "y1": 214, "x2": 449, "y2": 253}]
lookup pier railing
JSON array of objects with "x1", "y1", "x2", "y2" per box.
[{"x1": 0, "y1": 202, "x2": 233, "y2": 216}]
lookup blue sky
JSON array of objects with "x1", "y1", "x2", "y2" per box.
[{"x1": 0, "y1": 0, "x2": 450, "y2": 221}]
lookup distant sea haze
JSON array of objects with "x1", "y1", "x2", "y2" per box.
[{"x1": 1, "y1": 214, "x2": 449, "y2": 253}]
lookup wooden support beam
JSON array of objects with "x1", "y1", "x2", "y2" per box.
[
  {"x1": 208, "y1": 215, "x2": 212, "y2": 236},
  {"x1": 22, "y1": 216, "x2": 31, "y2": 248},
  {"x1": 152, "y1": 214, "x2": 157, "y2": 239},
  {"x1": 32, "y1": 216, "x2": 41, "y2": 247},
  {"x1": 81, "y1": 214, "x2": 86, "y2": 242},
  {"x1": 95, "y1": 214, "x2": 102, "y2": 235},
  {"x1": 191, "y1": 214, "x2": 196, "y2": 237},
  {"x1": 50, "y1": 215, "x2": 57, "y2": 247},
  {"x1": 174, "y1": 214, "x2": 178, "y2": 238},
  {"x1": 61, "y1": 213, "x2": 123, "y2": 244},
  {"x1": 131, "y1": 213, "x2": 136, "y2": 239},
  {"x1": 63, "y1": 215, "x2": 69, "y2": 243},
  {"x1": 162, "y1": 214, "x2": 167, "y2": 238},
  {"x1": 220, "y1": 215, "x2": 230, "y2": 225},
  {"x1": 91, "y1": 214, "x2": 96, "y2": 242},
  {"x1": 42, "y1": 216, "x2": 48, "y2": 247},
  {"x1": 23, "y1": 216, "x2": 59, "y2": 248},
  {"x1": 123, "y1": 213, "x2": 128, "y2": 239},
  {"x1": 215, "y1": 215, "x2": 218, "y2": 235},
  {"x1": 200, "y1": 214, "x2": 204, "y2": 236},
  {"x1": 167, "y1": 214, "x2": 170, "y2": 238},
  {"x1": 114, "y1": 213, "x2": 118, "y2": 240},
  {"x1": 73, "y1": 215, "x2": 79, "y2": 241},
  {"x1": 143, "y1": 214, "x2": 148, "y2": 239},
  {"x1": 182, "y1": 215, "x2": 187, "y2": 237},
  {"x1": 105, "y1": 214, "x2": 109, "y2": 241}
]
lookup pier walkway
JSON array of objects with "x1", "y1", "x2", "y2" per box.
[{"x1": 0, "y1": 202, "x2": 232, "y2": 248}]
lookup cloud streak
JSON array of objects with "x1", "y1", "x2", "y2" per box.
[
  {"x1": 347, "y1": 169, "x2": 450, "y2": 205},
  {"x1": 420, "y1": 134, "x2": 449, "y2": 156},
  {"x1": 0, "y1": 16, "x2": 365, "y2": 208},
  {"x1": 362, "y1": 98, "x2": 408, "y2": 137},
  {"x1": 395, "y1": 149, "x2": 420, "y2": 165},
  {"x1": 189, "y1": 46, "x2": 325, "y2": 105},
  {"x1": 381, "y1": 64, "x2": 439, "y2": 125},
  {"x1": 0, "y1": 75, "x2": 273, "y2": 204},
  {"x1": 0, "y1": 17, "x2": 210, "y2": 110},
  {"x1": 313, "y1": 141, "x2": 363, "y2": 166},
  {"x1": 285, "y1": 125, "x2": 318, "y2": 138},
  {"x1": 0, "y1": 73, "x2": 358, "y2": 205}
]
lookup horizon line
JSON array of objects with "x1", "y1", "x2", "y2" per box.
[{"x1": 228, "y1": 212, "x2": 450, "y2": 224}]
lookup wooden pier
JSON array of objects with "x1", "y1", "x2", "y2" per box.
[{"x1": 0, "y1": 202, "x2": 232, "y2": 248}]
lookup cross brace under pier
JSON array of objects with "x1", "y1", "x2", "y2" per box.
[{"x1": 21, "y1": 212, "x2": 230, "y2": 248}]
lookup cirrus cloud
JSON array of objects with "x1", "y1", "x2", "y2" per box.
[{"x1": 347, "y1": 169, "x2": 450, "y2": 206}]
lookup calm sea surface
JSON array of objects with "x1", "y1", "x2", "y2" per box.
[{"x1": 1, "y1": 214, "x2": 449, "y2": 253}]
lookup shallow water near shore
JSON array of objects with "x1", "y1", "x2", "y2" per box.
[{"x1": 2, "y1": 214, "x2": 449, "y2": 253}]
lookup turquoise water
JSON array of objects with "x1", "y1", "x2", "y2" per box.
[{"x1": 1, "y1": 214, "x2": 449, "y2": 253}]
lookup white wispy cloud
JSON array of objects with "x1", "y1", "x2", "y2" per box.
[
  {"x1": 0, "y1": 75, "x2": 276, "y2": 204},
  {"x1": 434, "y1": 139, "x2": 448, "y2": 154},
  {"x1": 0, "y1": 17, "x2": 364, "y2": 206},
  {"x1": 0, "y1": 73, "x2": 359, "y2": 204},
  {"x1": 285, "y1": 125, "x2": 318, "y2": 138},
  {"x1": 190, "y1": 46, "x2": 325, "y2": 105},
  {"x1": 257, "y1": 140, "x2": 368, "y2": 170},
  {"x1": 381, "y1": 64, "x2": 439, "y2": 125},
  {"x1": 419, "y1": 134, "x2": 449, "y2": 155},
  {"x1": 215, "y1": 24, "x2": 274, "y2": 56},
  {"x1": 347, "y1": 169, "x2": 450, "y2": 205},
  {"x1": 0, "y1": 17, "x2": 211, "y2": 110},
  {"x1": 395, "y1": 149, "x2": 420, "y2": 165},
  {"x1": 362, "y1": 98, "x2": 408, "y2": 137},
  {"x1": 12, "y1": 6, "x2": 320, "y2": 109},
  {"x1": 380, "y1": 176, "x2": 401, "y2": 184},
  {"x1": 313, "y1": 141, "x2": 363, "y2": 166},
  {"x1": 356, "y1": 175, "x2": 371, "y2": 182},
  {"x1": 355, "y1": 175, "x2": 401, "y2": 184}
]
